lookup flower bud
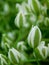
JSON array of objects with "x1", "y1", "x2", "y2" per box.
[
  {"x1": 28, "y1": 0, "x2": 35, "y2": 12},
  {"x1": 1, "y1": 32, "x2": 15, "y2": 50},
  {"x1": 32, "y1": 0, "x2": 41, "y2": 14},
  {"x1": 0, "y1": 54, "x2": 7, "y2": 65},
  {"x1": 8, "y1": 48, "x2": 27, "y2": 64},
  {"x1": 22, "y1": 2, "x2": 32, "y2": 14},
  {"x1": 17, "y1": 41, "x2": 27, "y2": 51},
  {"x1": 28, "y1": 26, "x2": 42, "y2": 48},
  {"x1": 16, "y1": 4, "x2": 26, "y2": 15},
  {"x1": 14, "y1": 11, "x2": 29, "y2": 28},
  {"x1": 28, "y1": 0, "x2": 41, "y2": 14},
  {"x1": 34, "y1": 41, "x2": 48, "y2": 59},
  {"x1": 8, "y1": 48, "x2": 20, "y2": 64},
  {"x1": 1, "y1": 33, "x2": 10, "y2": 50}
]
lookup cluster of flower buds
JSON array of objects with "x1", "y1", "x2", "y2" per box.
[
  {"x1": 1, "y1": 32, "x2": 15, "y2": 51},
  {"x1": 8, "y1": 48, "x2": 27, "y2": 64},
  {"x1": 15, "y1": 0, "x2": 48, "y2": 28},
  {"x1": 0, "y1": 54, "x2": 7, "y2": 65},
  {"x1": 28, "y1": 25, "x2": 49, "y2": 59}
]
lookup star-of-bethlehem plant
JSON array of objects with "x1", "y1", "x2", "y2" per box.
[{"x1": 0, "y1": 0, "x2": 49, "y2": 65}]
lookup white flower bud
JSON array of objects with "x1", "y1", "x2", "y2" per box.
[
  {"x1": 8, "y1": 48, "x2": 20, "y2": 64},
  {"x1": 14, "y1": 11, "x2": 29, "y2": 28},
  {"x1": 8, "y1": 48, "x2": 27, "y2": 64},
  {"x1": 16, "y1": 3, "x2": 27, "y2": 15},
  {"x1": 1, "y1": 41, "x2": 10, "y2": 50},
  {"x1": 17, "y1": 41, "x2": 27, "y2": 51},
  {"x1": 22, "y1": 2, "x2": 32, "y2": 14},
  {"x1": 28, "y1": 26, "x2": 42, "y2": 48},
  {"x1": 32, "y1": 0, "x2": 41, "y2": 14},
  {"x1": 1, "y1": 33, "x2": 10, "y2": 50},
  {"x1": 34, "y1": 41, "x2": 48, "y2": 59},
  {"x1": 0, "y1": 54, "x2": 7, "y2": 65},
  {"x1": 28, "y1": 0, "x2": 35, "y2": 12},
  {"x1": 28, "y1": 0, "x2": 41, "y2": 14},
  {"x1": 1, "y1": 32, "x2": 15, "y2": 51}
]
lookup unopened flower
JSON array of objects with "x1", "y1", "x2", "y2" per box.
[
  {"x1": 8, "y1": 48, "x2": 20, "y2": 64},
  {"x1": 0, "y1": 54, "x2": 7, "y2": 65},
  {"x1": 28, "y1": 26, "x2": 42, "y2": 48},
  {"x1": 28, "y1": 0, "x2": 35, "y2": 12},
  {"x1": 1, "y1": 33, "x2": 10, "y2": 50},
  {"x1": 17, "y1": 41, "x2": 27, "y2": 51},
  {"x1": 1, "y1": 32, "x2": 15, "y2": 51},
  {"x1": 34, "y1": 41, "x2": 48, "y2": 59},
  {"x1": 28, "y1": 0, "x2": 41, "y2": 14},
  {"x1": 16, "y1": 3, "x2": 27, "y2": 15},
  {"x1": 14, "y1": 11, "x2": 29, "y2": 28},
  {"x1": 8, "y1": 48, "x2": 27, "y2": 64},
  {"x1": 22, "y1": 2, "x2": 32, "y2": 14}
]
